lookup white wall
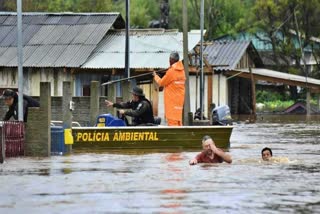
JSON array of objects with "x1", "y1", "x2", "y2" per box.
[
  {"x1": 32, "y1": 68, "x2": 72, "y2": 96},
  {"x1": 212, "y1": 74, "x2": 228, "y2": 107},
  {"x1": 0, "y1": 67, "x2": 72, "y2": 96},
  {"x1": 189, "y1": 75, "x2": 208, "y2": 116},
  {"x1": 0, "y1": 68, "x2": 18, "y2": 88},
  {"x1": 158, "y1": 91, "x2": 166, "y2": 125}
]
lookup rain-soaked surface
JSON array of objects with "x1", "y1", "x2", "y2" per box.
[{"x1": 1, "y1": 116, "x2": 320, "y2": 213}]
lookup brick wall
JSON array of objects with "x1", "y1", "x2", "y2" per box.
[{"x1": 0, "y1": 96, "x2": 112, "y2": 127}]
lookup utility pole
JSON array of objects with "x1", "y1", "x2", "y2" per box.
[
  {"x1": 17, "y1": 0, "x2": 23, "y2": 121},
  {"x1": 125, "y1": 0, "x2": 130, "y2": 78},
  {"x1": 199, "y1": 0, "x2": 204, "y2": 120},
  {"x1": 183, "y1": 0, "x2": 191, "y2": 125}
]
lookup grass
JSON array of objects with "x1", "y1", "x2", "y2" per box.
[{"x1": 256, "y1": 100, "x2": 295, "y2": 112}]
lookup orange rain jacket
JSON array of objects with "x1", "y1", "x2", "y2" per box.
[{"x1": 154, "y1": 61, "x2": 186, "y2": 122}]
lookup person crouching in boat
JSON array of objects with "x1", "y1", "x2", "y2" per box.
[
  {"x1": 189, "y1": 135, "x2": 232, "y2": 165},
  {"x1": 105, "y1": 86, "x2": 155, "y2": 126},
  {"x1": 153, "y1": 52, "x2": 186, "y2": 126}
]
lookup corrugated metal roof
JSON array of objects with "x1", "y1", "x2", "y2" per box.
[
  {"x1": 0, "y1": 12, "x2": 124, "y2": 68},
  {"x1": 22, "y1": 15, "x2": 34, "y2": 24},
  {"x1": 27, "y1": 25, "x2": 56, "y2": 45},
  {"x1": 36, "y1": 45, "x2": 66, "y2": 67},
  {"x1": 67, "y1": 45, "x2": 96, "y2": 67},
  {"x1": 0, "y1": 47, "x2": 8, "y2": 59},
  {"x1": 238, "y1": 68, "x2": 320, "y2": 86},
  {"x1": 24, "y1": 45, "x2": 53, "y2": 67},
  {"x1": 71, "y1": 24, "x2": 98, "y2": 44},
  {"x1": 0, "y1": 26, "x2": 14, "y2": 44},
  {"x1": 0, "y1": 47, "x2": 16, "y2": 65},
  {"x1": 53, "y1": 45, "x2": 82, "y2": 66},
  {"x1": 0, "y1": 26, "x2": 17, "y2": 46},
  {"x1": 43, "y1": 16, "x2": 61, "y2": 25},
  {"x1": 82, "y1": 30, "x2": 201, "y2": 69},
  {"x1": 29, "y1": 15, "x2": 48, "y2": 25},
  {"x1": 0, "y1": 16, "x2": 8, "y2": 24},
  {"x1": 41, "y1": 25, "x2": 69, "y2": 45},
  {"x1": 3, "y1": 15, "x2": 16, "y2": 25},
  {"x1": 58, "y1": 15, "x2": 81, "y2": 25},
  {"x1": 204, "y1": 40, "x2": 251, "y2": 70},
  {"x1": 77, "y1": 15, "x2": 102, "y2": 24},
  {"x1": 7, "y1": 46, "x2": 38, "y2": 66},
  {"x1": 84, "y1": 23, "x2": 112, "y2": 45},
  {"x1": 22, "y1": 25, "x2": 42, "y2": 45},
  {"x1": 56, "y1": 25, "x2": 82, "y2": 45}
]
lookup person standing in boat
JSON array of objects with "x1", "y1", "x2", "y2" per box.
[
  {"x1": 189, "y1": 135, "x2": 232, "y2": 165},
  {"x1": 153, "y1": 52, "x2": 186, "y2": 126},
  {"x1": 105, "y1": 86, "x2": 155, "y2": 126},
  {"x1": 2, "y1": 89, "x2": 40, "y2": 122}
]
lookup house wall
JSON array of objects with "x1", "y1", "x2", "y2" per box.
[
  {"x1": 189, "y1": 75, "x2": 208, "y2": 116},
  {"x1": 0, "y1": 67, "x2": 72, "y2": 96},
  {"x1": 212, "y1": 74, "x2": 229, "y2": 107}
]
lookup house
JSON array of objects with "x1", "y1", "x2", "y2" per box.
[
  {"x1": 284, "y1": 102, "x2": 320, "y2": 114},
  {"x1": 217, "y1": 31, "x2": 320, "y2": 74},
  {"x1": 199, "y1": 40, "x2": 320, "y2": 118},
  {"x1": 0, "y1": 12, "x2": 125, "y2": 96},
  {"x1": 194, "y1": 41, "x2": 263, "y2": 114}
]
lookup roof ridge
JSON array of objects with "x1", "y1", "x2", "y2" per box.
[{"x1": 0, "y1": 12, "x2": 120, "y2": 16}]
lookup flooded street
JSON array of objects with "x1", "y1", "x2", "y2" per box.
[{"x1": 1, "y1": 120, "x2": 320, "y2": 213}]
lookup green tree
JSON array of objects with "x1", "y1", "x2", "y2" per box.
[
  {"x1": 239, "y1": 0, "x2": 320, "y2": 99},
  {"x1": 114, "y1": 0, "x2": 159, "y2": 28},
  {"x1": 169, "y1": 0, "x2": 252, "y2": 39}
]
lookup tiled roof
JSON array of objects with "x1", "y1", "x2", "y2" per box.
[{"x1": 0, "y1": 12, "x2": 124, "y2": 68}]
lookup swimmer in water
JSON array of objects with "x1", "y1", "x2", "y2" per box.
[
  {"x1": 261, "y1": 147, "x2": 272, "y2": 161},
  {"x1": 189, "y1": 135, "x2": 232, "y2": 165}
]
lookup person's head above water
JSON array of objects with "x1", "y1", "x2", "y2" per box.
[
  {"x1": 202, "y1": 135, "x2": 214, "y2": 155},
  {"x1": 261, "y1": 147, "x2": 273, "y2": 161}
]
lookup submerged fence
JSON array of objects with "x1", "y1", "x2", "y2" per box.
[{"x1": 0, "y1": 121, "x2": 25, "y2": 163}]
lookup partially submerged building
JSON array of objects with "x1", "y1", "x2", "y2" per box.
[
  {"x1": 192, "y1": 40, "x2": 320, "y2": 118},
  {"x1": 0, "y1": 12, "x2": 125, "y2": 95}
]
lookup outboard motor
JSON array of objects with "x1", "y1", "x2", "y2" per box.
[
  {"x1": 96, "y1": 114, "x2": 126, "y2": 127},
  {"x1": 154, "y1": 117, "x2": 161, "y2": 125},
  {"x1": 211, "y1": 105, "x2": 232, "y2": 125}
]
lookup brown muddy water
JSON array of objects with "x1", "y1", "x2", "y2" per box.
[{"x1": 1, "y1": 117, "x2": 320, "y2": 213}]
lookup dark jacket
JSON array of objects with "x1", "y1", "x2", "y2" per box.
[
  {"x1": 113, "y1": 97, "x2": 155, "y2": 125},
  {"x1": 3, "y1": 93, "x2": 40, "y2": 122}
]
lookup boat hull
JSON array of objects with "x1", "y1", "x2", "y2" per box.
[{"x1": 71, "y1": 126, "x2": 233, "y2": 151}]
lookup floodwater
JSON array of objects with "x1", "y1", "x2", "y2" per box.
[{"x1": 1, "y1": 117, "x2": 320, "y2": 213}]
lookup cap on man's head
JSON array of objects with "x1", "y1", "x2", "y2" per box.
[
  {"x1": 2, "y1": 89, "x2": 16, "y2": 99},
  {"x1": 170, "y1": 51, "x2": 180, "y2": 62},
  {"x1": 130, "y1": 86, "x2": 144, "y2": 97}
]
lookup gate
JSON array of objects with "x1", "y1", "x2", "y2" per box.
[{"x1": 0, "y1": 121, "x2": 25, "y2": 163}]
